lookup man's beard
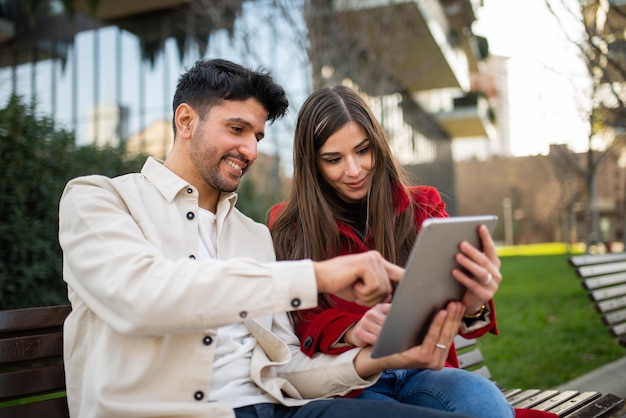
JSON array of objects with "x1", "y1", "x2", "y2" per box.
[{"x1": 203, "y1": 161, "x2": 245, "y2": 193}]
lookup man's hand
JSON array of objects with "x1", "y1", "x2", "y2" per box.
[
  {"x1": 313, "y1": 251, "x2": 404, "y2": 307},
  {"x1": 353, "y1": 301, "x2": 464, "y2": 377}
]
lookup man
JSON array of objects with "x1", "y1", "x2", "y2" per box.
[{"x1": 59, "y1": 59, "x2": 468, "y2": 418}]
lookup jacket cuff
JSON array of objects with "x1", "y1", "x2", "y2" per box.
[
  {"x1": 459, "y1": 299, "x2": 498, "y2": 337},
  {"x1": 299, "y1": 311, "x2": 362, "y2": 357}
]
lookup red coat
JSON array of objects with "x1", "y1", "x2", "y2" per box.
[
  {"x1": 269, "y1": 185, "x2": 558, "y2": 418},
  {"x1": 269, "y1": 185, "x2": 497, "y2": 367}
]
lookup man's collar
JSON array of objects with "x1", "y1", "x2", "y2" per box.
[{"x1": 141, "y1": 157, "x2": 238, "y2": 217}]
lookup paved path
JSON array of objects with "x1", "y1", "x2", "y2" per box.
[{"x1": 553, "y1": 356, "x2": 626, "y2": 399}]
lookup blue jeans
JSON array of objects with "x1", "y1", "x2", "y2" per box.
[
  {"x1": 234, "y1": 399, "x2": 475, "y2": 418},
  {"x1": 357, "y1": 368, "x2": 515, "y2": 418}
]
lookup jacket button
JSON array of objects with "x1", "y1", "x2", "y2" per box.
[
  {"x1": 239, "y1": 311, "x2": 247, "y2": 318},
  {"x1": 291, "y1": 298, "x2": 301, "y2": 308},
  {"x1": 303, "y1": 336, "x2": 313, "y2": 349},
  {"x1": 187, "y1": 187, "x2": 193, "y2": 194},
  {"x1": 194, "y1": 391, "x2": 204, "y2": 401},
  {"x1": 202, "y1": 336, "x2": 213, "y2": 346},
  {"x1": 186, "y1": 212, "x2": 195, "y2": 220}
]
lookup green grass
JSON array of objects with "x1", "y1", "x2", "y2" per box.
[
  {"x1": 477, "y1": 250, "x2": 624, "y2": 389},
  {"x1": 0, "y1": 391, "x2": 66, "y2": 408}
]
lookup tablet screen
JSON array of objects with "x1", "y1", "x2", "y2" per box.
[{"x1": 371, "y1": 215, "x2": 498, "y2": 358}]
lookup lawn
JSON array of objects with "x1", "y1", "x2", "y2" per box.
[{"x1": 477, "y1": 250, "x2": 624, "y2": 389}]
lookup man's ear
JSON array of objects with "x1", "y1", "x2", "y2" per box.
[{"x1": 174, "y1": 103, "x2": 195, "y2": 140}]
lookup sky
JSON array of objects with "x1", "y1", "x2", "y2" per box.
[{"x1": 473, "y1": 0, "x2": 591, "y2": 156}]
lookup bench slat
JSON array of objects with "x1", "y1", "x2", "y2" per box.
[
  {"x1": 560, "y1": 393, "x2": 625, "y2": 418},
  {"x1": 453, "y1": 336, "x2": 476, "y2": 350},
  {"x1": 569, "y1": 253, "x2": 626, "y2": 267},
  {"x1": 584, "y1": 273, "x2": 626, "y2": 290},
  {"x1": 0, "y1": 306, "x2": 69, "y2": 418},
  {"x1": 0, "y1": 364, "x2": 65, "y2": 400},
  {"x1": 577, "y1": 262, "x2": 626, "y2": 278},
  {"x1": 513, "y1": 390, "x2": 560, "y2": 408},
  {"x1": 609, "y1": 322, "x2": 626, "y2": 338},
  {"x1": 0, "y1": 332, "x2": 63, "y2": 365},
  {"x1": 457, "y1": 348, "x2": 484, "y2": 369},
  {"x1": 532, "y1": 390, "x2": 579, "y2": 411},
  {"x1": 603, "y1": 308, "x2": 626, "y2": 326},
  {"x1": 457, "y1": 321, "x2": 624, "y2": 416},
  {"x1": 596, "y1": 296, "x2": 626, "y2": 313},
  {"x1": 590, "y1": 285, "x2": 626, "y2": 302},
  {"x1": 567, "y1": 254, "x2": 626, "y2": 416},
  {"x1": 0, "y1": 396, "x2": 69, "y2": 418},
  {"x1": 545, "y1": 391, "x2": 600, "y2": 417},
  {"x1": 507, "y1": 389, "x2": 542, "y2": 404},
  {"x1": 502, "y1": 388, "x2": 523, "y2": 398},
  {"x1": 0, "y1": 306, "x2": 70, "y2": 334}
]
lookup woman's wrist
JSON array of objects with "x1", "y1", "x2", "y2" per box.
[
  {"x1": 354, "y1": 346, "x2": 388, "y2": 378},
  {"x1": 463, "y1": 304, "x2": 486, "y2": 319},
  {"x1": 342, "y1": 324, "x2": 359, "y2": 346},
  {"x1": 339, "y1": 326, "x2": 352, "y2": 345}
]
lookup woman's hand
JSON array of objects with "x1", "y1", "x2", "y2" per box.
[
  {"x1": 353, "y1": 301, "x2": 464, "y2": 377},
  {"x1": 452, "y1": 224, "x2": 502, "y2": 315},
  {"x1": 344, "y1": 303, "x2": 390, "y2": 347}
]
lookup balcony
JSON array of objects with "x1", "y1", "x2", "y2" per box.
[
  {"x1": 435, "y1": 92, "x2": 496, "y2": 138},
  {"x1": 0, "y1": 0, "x2": 245, "y2": 67},
  {"x1": 74, "y1": 0, "x2": 187, "y2": 21},
  {"x1": 329, "y1": 0, "x2": 473, "y2": 92}
]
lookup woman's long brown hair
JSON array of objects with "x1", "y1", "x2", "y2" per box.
[{"x1": 270, "y1": 86, "x2": 419, "y2": 324}]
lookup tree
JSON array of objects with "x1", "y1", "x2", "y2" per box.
[
  {"x1": 545, "y1": 0, "x2": 626, "y2": 251},
  {"x1": 237, "y1": 177, "x2": 281, "y2": 224},
  {"x1": 0, "y1": 95, "x2": 148, "y2": 308},
  {"x1": 0, "y1": 94, "x2": 286, "y2": 308}
]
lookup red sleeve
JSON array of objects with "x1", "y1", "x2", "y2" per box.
[
  {"x1": 296, "y1": 301, "x2": 460, "y2": 368},
  {"x1": 295, "y1": 306, "x2": 364, "y2": 357},
  {"x1": 408, "y1": 185, "x2": 449, "y2": 227}
]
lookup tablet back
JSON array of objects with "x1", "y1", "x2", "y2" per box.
[{"x1": 371, "y1": 215, "x2": 498, "y2": 358}]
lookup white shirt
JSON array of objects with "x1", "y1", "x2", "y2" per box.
[{"x1": 198, "y1": 208, "x2": 273, "y2": 407}]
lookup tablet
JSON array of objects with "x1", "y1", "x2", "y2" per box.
[{"x1": 370, "y1": 215, "x2": 498, "y2": 358}]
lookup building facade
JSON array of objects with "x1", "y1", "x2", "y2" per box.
[
  {"x1": 1, "y1": 0, "x2": 502, "y2": 216},
  {"x1": 456, "y1": 146, "x2": 626, "y2": 247}
]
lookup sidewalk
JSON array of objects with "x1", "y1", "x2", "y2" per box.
[{"x1": 553, "y1": 356, "x2": 626, "y2": 399}]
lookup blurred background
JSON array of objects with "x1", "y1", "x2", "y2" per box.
[
  {"x1": 3, "y1": 0, "x2": 625, "y2": 249},
  {"x1": 1, "y1": 0, "x2": 626, "y2": 391}
]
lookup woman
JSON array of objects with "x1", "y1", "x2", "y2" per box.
[{"x1": 269, "y1": 86, "x2": 556, "y2": 418}]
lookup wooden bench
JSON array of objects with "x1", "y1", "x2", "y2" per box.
[
  {"x1": 1, "y1": 305, "x2": 623, "y2": 418},
  {"x1": 455, "y1": 336, "x2": 625, "y2": 417},
  {"x1": 0, "y1": 305, "x2": 70, "y2": 418},
  {"x1": 568, "y1": 252, "x2": 626, "y2": 348}
]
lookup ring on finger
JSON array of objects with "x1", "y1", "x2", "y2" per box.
[
  {"x1": 481, "y1": 273, "x2": 493, "y2": 286},
  {"x1": 435, "y1": 343, "x2": 446, "y2": 350}
]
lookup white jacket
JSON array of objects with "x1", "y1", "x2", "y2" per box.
[{"x1": 59, "y1": 157, "x2": 376, "y2": 418}]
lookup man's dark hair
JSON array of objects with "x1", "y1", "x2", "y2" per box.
[{"x1": 172, "y1": 59, "x2": 289, "y2": 135}]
